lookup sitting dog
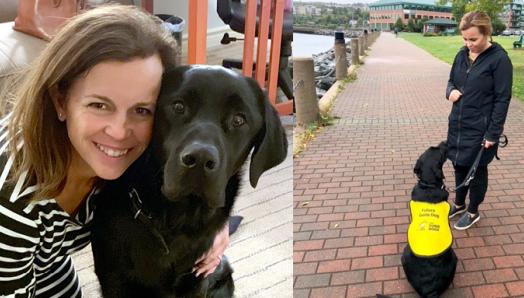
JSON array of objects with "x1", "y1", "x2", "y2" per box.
[
  {"x1": 90, "y1": 65, "x2": 288, "y2": 297},
  {"x1": 401, "y1": 141, "x2": 457, "y2": 298}
]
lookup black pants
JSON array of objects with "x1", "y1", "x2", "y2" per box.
[{"x1": 453, "y1": 164, "x2": 488, "y2": 214}]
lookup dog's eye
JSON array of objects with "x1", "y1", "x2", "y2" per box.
[
  {"x1": 172, "y1": 102, "x2": 185, "y2": 114},
  {"x1": 232, "y1": 114, "x2": 246, "y2": 127}
]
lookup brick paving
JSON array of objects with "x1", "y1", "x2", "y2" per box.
[{"x1": 293, "y1": 32, "x2": 524, "y2": 297}]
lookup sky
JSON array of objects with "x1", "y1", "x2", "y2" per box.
[{"x1": 294, "y1": 0, "x2": 377, "y2": 3}]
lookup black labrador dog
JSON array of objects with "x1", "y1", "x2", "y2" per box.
[
  {"x1": 91, "y1": 65, "x2": 288, "y2": 297},
  {"x1": 401, "y1": 142, "x2": 457, "y2": 298}
]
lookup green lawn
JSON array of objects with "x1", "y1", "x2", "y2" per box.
[{"x1": 400, "y1": 32, "x2": 524, "y2": 101}]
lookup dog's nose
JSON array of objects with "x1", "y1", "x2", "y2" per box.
[{"x1": 180, "y1": 143, "x2": 220, "y2": 173}]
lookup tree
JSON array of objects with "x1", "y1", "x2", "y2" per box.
[
  {"x1": 437, "y1": 0, "x2": 467, "y2": 21},
  {"x1": 407, "y1": 18, "x2": 416, "y2": 32},
  {"x1": 492, "y1": 17, "x2": 506, "y2": 34},
  {"x1": 394, "y1": 17, "x2": 404, "y2": 31},
  {"x1": 437, "y1": 0, "x2": 511, "y2": 21},
  {"x1": 414, "y1": 19, "x2": 425, "y2": 32}
]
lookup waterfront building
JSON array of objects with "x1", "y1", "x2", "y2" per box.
[
  {"x1": 423, "y1": 18, "x2": 457, "y2": 34},
  {"x1": 369, "y1": 0, "x2": 452, "y2": 31},
  {"x1": 294, "y1": 4, "x2": 321, "y2": 16},
  {"x1": 500, "y1": 0, "x2": 523, "y2": 30}
]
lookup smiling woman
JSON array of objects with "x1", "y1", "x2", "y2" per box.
[
  {"x1": 51, "y1": 55, "x2": 163, "y2": 215},
  {"x1": 53, "y1": 56, "x2": 162, "y2": 182}
]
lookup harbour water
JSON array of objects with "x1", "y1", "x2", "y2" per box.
[{"x1": 292, "y1": 33, "x2": 337, "y2": 57}]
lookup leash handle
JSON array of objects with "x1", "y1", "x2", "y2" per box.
[
  {"x1": 449, "y1": 135, "x2": 507, "y2": 192},
  {"x1": 499, "y1": 134, "x2": 508, "y2": 148}
]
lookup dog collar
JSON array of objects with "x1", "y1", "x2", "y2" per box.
[
  {"x1": 418, "y1": 181, "x2": 445, "y2": 190},
  {"x1": 129, "y1": 188, "x2": 170, "y2": 255},
  {"x1": 407, "y1": 200, "x2": 453, "y2": 257}
]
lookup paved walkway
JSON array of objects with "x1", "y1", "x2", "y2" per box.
[{"x1": 293, "y1": 32, "x2": 524, "y2": 297}]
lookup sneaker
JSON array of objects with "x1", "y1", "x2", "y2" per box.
[
  {"x1": 448, "y1": 203, "x2": 466, "y2": 219},
  {"x1": 454, "y1": 212, "x2": 480, "y2": 230}
]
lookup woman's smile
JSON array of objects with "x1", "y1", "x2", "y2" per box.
[{"x1": 94, "y1": 142, "x2": 130, "y2": 158}]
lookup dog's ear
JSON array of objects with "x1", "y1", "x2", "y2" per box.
[
  {"x1": 433, "y1": 141, "x2": 448, "y2": 180},
  {"x1": 246, "y1": 78, "x2": 288, "y2": 188},
  {"x1": 159, "y1": 65, "x2": 192, "y2": 97},
  {"x1": 413, "y1": 158, "x2": 422, "y2": 179},
  {"x1": 432, "y1": 163, "x2": 445, "y2": 181},
  {"x1": 438, "y1": 141, "x2": 448, "y2": 163}
]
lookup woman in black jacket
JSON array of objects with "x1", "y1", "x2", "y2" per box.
[{"x1": 446, "y1": 11, "x2": 512, "y2": 230}]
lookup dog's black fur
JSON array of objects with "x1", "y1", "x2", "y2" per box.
[
  {"x1": 401, "y1": 141, "x2": 457, "y2": 298},
  {"x1": 90, "y1": 66, "x2": 288, "y2": 297}
]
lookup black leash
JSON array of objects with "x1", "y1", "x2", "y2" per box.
[
  {"x1": 450, "y1": 144, "x2": 484, "y2": 192},
  {"x1": 450, "y1": 135, "x2": 508, "y2": 192}
]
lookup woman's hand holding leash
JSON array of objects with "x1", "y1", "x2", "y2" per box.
[
  {"x1": 484, "y1": 140, "x2": 495, "y2": 149},
  {"x1": 193, "y1": 222, "x2": 230, "y2": 278},
  {"x1": 449, "y1": 90, "x2": 463, "y2": 102}
]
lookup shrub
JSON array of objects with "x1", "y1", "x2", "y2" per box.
[{"x1": 423, "y1": 32, "x2": 440, "y2": 37}]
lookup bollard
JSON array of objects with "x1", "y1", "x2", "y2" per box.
[
  {"x1": 293, "y1": 57, "x2": 319, "y2": 126},
  {"x1": 350, "y1": 38, "x2": 359, "y2": 65},
  {"x1": 358, "y1": 36, "x2": 364, "y2": 56},
  {"x1": 363, "y1": 30, "x2": 369, "y2": 50},
  {"x1": 334, "y1": 32, "x2": 348, "y2": 80}
]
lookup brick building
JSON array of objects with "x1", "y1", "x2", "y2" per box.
[
  {"x1": 500, "y1": 0, "x2": 523, "y2": 30},
  {"x1": 369, "y1": 0, "x2": 452, "y2": 31}
]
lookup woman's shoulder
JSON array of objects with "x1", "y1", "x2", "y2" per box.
[
  {"x1": 0, "y1": 187, "x2": 41, "y2": 242},
  {"x1": 483, "y1": 43, "x2": 512, "y2": 68},
  {"x1": 453, "y1": 47, "x2": 468, "y2": 62},
  {"x1": 0, "y1": 187, "x2": 74, "y2": 238}
]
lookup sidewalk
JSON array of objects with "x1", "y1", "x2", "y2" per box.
[{"x1": 293, "y1": 32, "x2": 524, "y2": 297}]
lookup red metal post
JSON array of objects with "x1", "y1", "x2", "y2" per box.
[
  {"x1": 188, "y1": 0, "x2": 208, "y2": 64},
  {"x1": 242, "y1": 0, "x2": 257, "y2": 77},
  {"x1": 255, "y1": 0, "x2": 271, "y2": 87},
  {"x1": 140, "y1": 0, "x2": 153, "y2": 13},
  {"x1": 267, "y1": 0, "x2": 283, "y2": 105}
]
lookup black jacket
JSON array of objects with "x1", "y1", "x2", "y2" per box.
[{"x1": 446, "y1": 43, "x2": 512, "y2": 166}]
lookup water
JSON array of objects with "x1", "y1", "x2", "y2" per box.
[{"x1": 292, "y1": 33, "x2": 350, "y2": 57}]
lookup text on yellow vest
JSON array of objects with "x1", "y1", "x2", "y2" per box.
[{"x1": 407, "y1": 200, "x2": 453, "y2": 257}]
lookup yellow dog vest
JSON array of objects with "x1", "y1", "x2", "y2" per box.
[{"x1": 407, "y1": 200, "x2": 453, "y2": 257}]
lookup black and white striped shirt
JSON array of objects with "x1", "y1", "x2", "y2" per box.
[{"x1": 0, "y1": 115, "x2": 96, "y2": 297}]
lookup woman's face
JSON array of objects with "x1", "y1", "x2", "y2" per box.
[
  {"x1": 55, "y1": 54, "x2": 163, "y2": 181},
  {"x1": 461, "y1": 26, "x2": 489, "y2": 54}
]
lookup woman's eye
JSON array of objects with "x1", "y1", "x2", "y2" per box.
[
  {"x1": 173, "y1": 101, "x2": 185, "y2": 114},
  {"x1": 136, "y1": 107, "x2": 152, "y2": 116},
  {"x1": 232, "y1": 114, "x2": 246, "y2": 127},
  {"x1": 88, "y1": 102, "x2": 107, "y2": 110}
]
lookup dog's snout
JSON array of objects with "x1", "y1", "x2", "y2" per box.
[{"x1": 180, "y1": 143, "x2": 220, "y2": 173}]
